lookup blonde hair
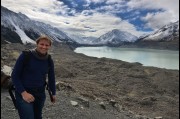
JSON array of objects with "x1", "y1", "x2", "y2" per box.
[{"x1": 36, "y1": 35, "x2": 52, "y2": 46}]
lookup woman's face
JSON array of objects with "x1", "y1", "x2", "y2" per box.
[{"x1": 36, "y1": 39, "x2": 51, "y2": 54}]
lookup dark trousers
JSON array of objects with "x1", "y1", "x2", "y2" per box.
[{"x1": 15, "y1": 87, "x2": 46, "y2": 119}]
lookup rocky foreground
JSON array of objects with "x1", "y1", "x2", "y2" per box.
[{"x1": 1, "y1": 43, "x2": 179, "y2": 119}]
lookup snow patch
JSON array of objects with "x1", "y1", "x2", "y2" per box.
[{"x1": 10, "y1": 19, "x2": 35, "y2": 44}]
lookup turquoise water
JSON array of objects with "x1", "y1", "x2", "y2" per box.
[{"x1": 74, "y1": 46, "x2": 179, "y2": 70}]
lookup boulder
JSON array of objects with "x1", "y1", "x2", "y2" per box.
[{"x1": 1, "y1": 65, "x2": 12, "y2": 88}]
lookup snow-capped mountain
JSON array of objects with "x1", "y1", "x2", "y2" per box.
[
  {"x1": 92, "y1": 29, "x2": 138, "y2": 46},
  {"x1": 1, "y1": 6, "x2": 77, "y2": 45},
  {"x1": 139, "y1": 21, "x2": 179, "y2": 41},
  {"x1": 131, "y1": 21, "x2": 179, "y2": 50}
]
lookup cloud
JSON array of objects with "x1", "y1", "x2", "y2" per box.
[
  {"x1": 86, "y1": 0, "x2": 106, "y2": 4},
  {"x1": 1, "y1": 0, "x2": 179, "y2": 38},
  {"x1": 127, "y1": 0, "x2": 179, "y2": 29},
  {"x1": 141, "y1": 11, "x2": 178, "y2": 30}
]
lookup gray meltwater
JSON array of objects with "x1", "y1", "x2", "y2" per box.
[{"x1": 75, "y1": 47, "x2": 179, "y2": 70}]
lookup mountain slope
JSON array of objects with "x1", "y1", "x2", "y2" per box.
[
  {"x1": 1, "y1": 6, "x2": 77, "y2": 45},
  {"x1": 139, "y1": 21, "x2": 179, "y2": 41},
  {"x1": 125, "y1": 21, "x2": 180, "y2": 50},
  {"x1": 93, "y1": 29, "x2": 138, "y2": 46}
]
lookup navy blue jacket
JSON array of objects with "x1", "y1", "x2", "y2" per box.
[{"x1": 11, "y1": 52, "x2": 56, "y2": 95}]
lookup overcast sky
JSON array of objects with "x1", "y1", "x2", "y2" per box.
[{"x1": 1, "y1": 0, "x2": 179, "y2": 38}]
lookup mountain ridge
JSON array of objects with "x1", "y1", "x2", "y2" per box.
[
  {"x1": 1, "y1": 6, "x2": 77, "y2": 45},
  {"x1": 139, "y1": 21, "x2": 179, "y2": 41},
  {"x1": 92, "y1": 29, "x2": 138, "y2": 46}
]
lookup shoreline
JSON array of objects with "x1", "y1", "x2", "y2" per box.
[
  {"x1": 73, "y1": 43, "x2": 179, "y2": 51},
  {"x1": 74, "y1": 46, "x2": 179, "y2": 70}
]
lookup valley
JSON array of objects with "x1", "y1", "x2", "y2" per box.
[{"x1": 1, "y1": 43, "x2": 179, "y2": 119}]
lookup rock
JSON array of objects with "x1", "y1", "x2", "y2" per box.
[
  {"x1": 99, "y1": 102, "x2": 106, "y2": 110},
  {"x1": 76, "y1": 97, "x2": 89, "y2": 108},
  {"x1": 6, "y1": 96, "x2": 12, "y2": 101},
  {"x1": 70, "y1": 100, "x2": 78, "y2": 106},
  {"x1": 1, "y1": 65, "x2": 12, "y2": 76},
  {"x1": 139, "y1": 96, "x2": 157, "y2": 106},
  {"x1": 56, "y1": 81, "x2": 74, "y2": 91},
  {"x1": 1, "y1": 68, "x2": 12, "y2": 88},
  {"x1": 109, "y1": 99, "x2": 117, "y2": 107},
  {"x1": 55, "y1": 81, "x2": 61, "y2": 91},
  {"x1": 154, "y1": 116, "x2": 163, "y2": 119}
]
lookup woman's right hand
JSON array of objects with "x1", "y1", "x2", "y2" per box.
[{"x1": 21, "y1": 91, "x2": 35, "y2": 103}]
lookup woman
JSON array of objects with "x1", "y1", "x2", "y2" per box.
[{"x1": 11, "y1": 35, "x2": 56, "y2": 119}]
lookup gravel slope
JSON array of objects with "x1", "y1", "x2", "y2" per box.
[{"x1": 1, "y1": 43, "x2": 179, "y2": 119}]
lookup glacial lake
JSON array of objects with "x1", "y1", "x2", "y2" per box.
[{"x1": 74, "y1": 47, "x2": 179, "y2": 70}]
